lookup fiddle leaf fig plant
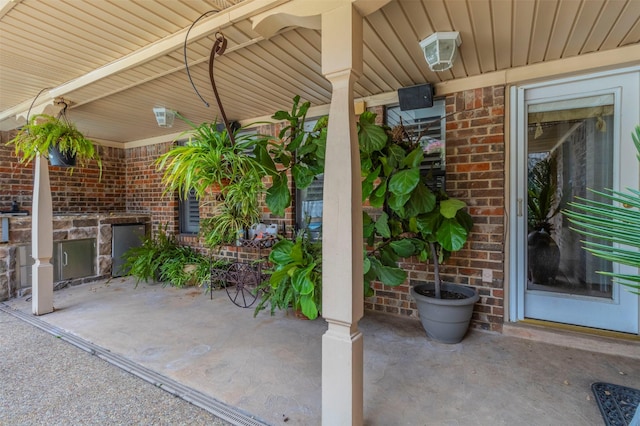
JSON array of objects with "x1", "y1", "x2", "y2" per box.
[
  {"x1": 256, "y1": 97, "x2": 473, "y2": 301},
  {"x1": 359, "y1": 111, "x2": 473, "y2": 299},
  {"x1": 253, "y1": 95, "x2": 327, "y2": 217},
  {"x1": 254, "y1": 229, "x2": 322, "y2": 319}
]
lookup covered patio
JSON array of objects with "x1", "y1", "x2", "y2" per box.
[
  {"x1": 2, "y1": 1, "x2": 640, "y2": 424},
  {"x1": 2, "y1": 277, "x2": 639, "y2": 425}
]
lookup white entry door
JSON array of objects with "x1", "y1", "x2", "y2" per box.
[{"x1": 511, "y1": 69, "x2": 640, "y2": 333}]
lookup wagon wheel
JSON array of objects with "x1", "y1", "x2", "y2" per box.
[
  {"x1": 209, "y1": 262, "x2": 232, "y2": 300},
  {"x1": 225, "y1": 262, "x2": 260, "y2": 308}
]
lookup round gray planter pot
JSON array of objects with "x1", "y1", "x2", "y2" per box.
[{"x1": 410, "y1": 282, "x2": 479, "y2": 344}]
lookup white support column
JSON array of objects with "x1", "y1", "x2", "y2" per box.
[
  {"x1": 32, "y1": 155, "x2": 54, "y2": 315},
  {"x1": 321, "y1": 4, "x2": 364, "y2": 425}
]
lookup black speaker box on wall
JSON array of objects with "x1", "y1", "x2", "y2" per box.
[{"x1": 397, "y1": 83, "x2": 434, "y2": 111}]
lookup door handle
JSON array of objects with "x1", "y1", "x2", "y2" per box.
[{"x1": 63, "y1": 251, "x2": 68, "y2": 267}]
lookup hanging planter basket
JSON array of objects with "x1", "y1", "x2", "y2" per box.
[
  {"x1": 8, "y1": 96, "x2": 102, "y2": 177},
  {"x1": 48, "y1": 145, "x2": 77, "y2": 168}
]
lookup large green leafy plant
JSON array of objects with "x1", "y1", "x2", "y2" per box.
[
  {"x1": 122, "y1": 224, "x2": 211, "y2": 288},
  {"x1": 156, "y1": 117, "x2": 264, "y2": 199},
  {"x1": 255, "y1": 97, "x2": 473, "y2": 301},
  {"x1": 121, "y1": 224, "x2": 178, "y2": 286},
  {"x1": 253, "y1": 95, "x2": 327, "y2": 217},
  {"x1": 156, "y1": 117, "x2": 267, "y2": 249},
  {"x1": 254, "y1": 229, "x2": 322, "y2": 319},
  {"x1": 358, "y1": 113, "x2": 473, "y2": 298},
  {"x1": 563, "y1": 125, "x2": 640, "y2": 294}
]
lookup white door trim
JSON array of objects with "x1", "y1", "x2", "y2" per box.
[{"x1": 508, "y1": 66, "x2": 640, "y2": 333}]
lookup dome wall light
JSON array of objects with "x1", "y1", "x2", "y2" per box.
[
  {"x1": 153, "y1": 107, "x2": 176, "y2": 128},
  {"x1": 419, "y1": 32, "x2": 461, "y2": 72}
]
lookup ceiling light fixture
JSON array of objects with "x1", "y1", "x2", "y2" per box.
[
  {"x1": 153, "y1": 107, "x2": 176, "y2": 128},
  {"x1": 419, "y1": 32, "x2": 461, "y2": 72}
]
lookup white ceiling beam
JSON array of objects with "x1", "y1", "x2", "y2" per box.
[
  {"x1": 0, "y1": 0, "x2": 290, "y2": 122},
  {"x1": 49, "y1": 0, "x2": 289, "y2": 98},
  {"x1": 0, "y1": 0, "x2": 22, "y2": 19},
  {"x1": 251, "y1": 0, "x2": 390, "y2": 39}
]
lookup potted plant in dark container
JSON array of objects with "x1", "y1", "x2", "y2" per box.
[
  {"x1": 527, "y1": 156, "x2": 561, "y2": 285},
  {"x1": 9, "y1": 112, "x2": 102, "y2": 174},
  {"x1": 358, "y1": 112, "x2": 477, "y2": 344}
]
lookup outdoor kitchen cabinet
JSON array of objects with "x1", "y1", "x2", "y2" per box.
[{"x1": 53, "y1": 239, "x2": 96, "y2": 282}]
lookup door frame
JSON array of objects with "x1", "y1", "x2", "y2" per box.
[{"x1": 508, "y1": 66, "x2": 640, "y2": 333}]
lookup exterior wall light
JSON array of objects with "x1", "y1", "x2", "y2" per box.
[
  {"x1": 419, "y1": 32, "x2": 461, "y2": 72},
  {"x1": 153, "y1": 107, "x2": 176, "y2": 128}
]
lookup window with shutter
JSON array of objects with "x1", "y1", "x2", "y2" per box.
[
  {"x1": 386, "y1": 100, "x2": 446, "y2": 191},
  {"x1": 179, "y1": 188, "x2": 199, "y2": 234},
  {"x1": 294, "y1": 101, "x2": 446, "y2": 238},
  {"x1": 176, "y1": 138, "x2": 200, "y2": 234}
]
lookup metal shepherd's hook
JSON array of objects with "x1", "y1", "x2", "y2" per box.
[{"x1": 208, "y1": 32, "x2": 236, "y2": 145}]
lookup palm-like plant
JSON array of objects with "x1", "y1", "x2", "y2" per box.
[
  {"x1": 563, "y1": 125, "x2": 640, "y2": 294},
  {"x1": 528, "y1": 156, "x2": 560, "y2": 233}
]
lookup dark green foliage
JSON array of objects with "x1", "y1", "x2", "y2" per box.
[
  {"x1": 253, "y1": 95, "x2": 327, "y2": 217},
  {"x1": 528, "y1": 156, "x2": 560, "y2": 233},
  {"x1": 122, "y1": 224, "x2": 210, "y2": 288},
  {"x1": 358, "y1": 112, "x2": 473, "y2": 299},
  {"x1": 254, "y1": 230, "x2": 322, "y2": 319}
]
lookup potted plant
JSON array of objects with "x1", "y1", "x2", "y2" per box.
[
  {"x1": 122, "y1": 224, "x2": 212, "y2": 288},
  {"x1": 253, "y1": 95, "x2": 327, "y2": 217},
  {"x1": 564, "y1": 126, "x2": 640, "y2": 426},
  {"x1": 201, "y1": 171, "x2": 264, "y2": 248},
  {"x1": 9, "y1": 113, "x2": 102, "y2": 175},
  {"x1": 356, "y1": 112, "x2": 476, "y2": 343},
  {"x1": 254, "y1": 229, "x2": 322, "y2": 320},
  {"x1": 252, "y1": 98, "x2": 477, "y2": 340},
  {"x1": 156, "y1": 117, "x2": 264, "y2": 198},
  {"x1": 156, "y1": 117, "x2": 267, "y2": 250},
  {"x1": 159, "y1": 244, "x2": 211, "y2": 288},
  {"x1": 527, "y1": 156, "x2": 561, "y2": 285},
  {"x1": 121, "y1": 224, "x2": 178, "y2": 286}
]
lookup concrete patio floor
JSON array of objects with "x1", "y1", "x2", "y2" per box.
[{"x1": 3, "y1": 277, "x2": 639, "y2": 425}]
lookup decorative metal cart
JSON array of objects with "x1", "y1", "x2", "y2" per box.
[{"x1": 210, "y1": 237, "x2": 275, "y2": 308}]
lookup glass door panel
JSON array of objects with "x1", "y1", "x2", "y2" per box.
[
  {"x1": 515, "y1": 70, "x2": 639, "y2": 333},
  {"x1": 526, "y1": 95, "x2": 614, "y2": 299}
]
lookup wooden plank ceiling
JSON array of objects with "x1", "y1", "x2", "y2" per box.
[{"x1": 0, "y1": 0, "x2": 638, "y2": 145}]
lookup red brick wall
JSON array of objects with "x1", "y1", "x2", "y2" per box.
[
  {"x1": 364, "y1": 86, "x2": 506, "y2": 333},
  {"x1": 125, "y1": 142, "x2": 178, "y2": 235},
  {"x1": 0, "y1": 131, "x2": 126, "y2": 213}
]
